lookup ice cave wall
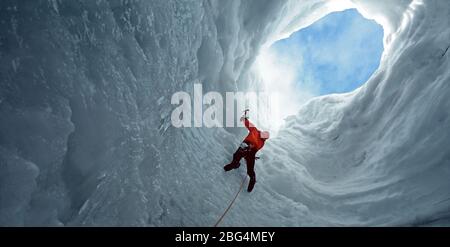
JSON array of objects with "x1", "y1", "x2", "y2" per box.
[
  {"x1": 264, "y1": 0, "x2": 450, "y2": 226},
  {"x1": 0, "y1": 0, "x2": 449, "y2": 226}
]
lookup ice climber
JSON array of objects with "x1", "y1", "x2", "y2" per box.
[{"x1": 224, "y1": 110, "x2": 270, "y2": 192}]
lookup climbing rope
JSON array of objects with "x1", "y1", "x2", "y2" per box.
[{"x1": 213, "y1": 175, "x2": 247, "y2": 227}]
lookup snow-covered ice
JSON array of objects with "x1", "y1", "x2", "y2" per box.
[{"x1": 0, "y1": 0, "x2": 449, "y2": 226}]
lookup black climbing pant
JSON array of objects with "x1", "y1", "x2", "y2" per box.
[{"x1": 224, "y1": 145, "x2": 257, "y2": 179}]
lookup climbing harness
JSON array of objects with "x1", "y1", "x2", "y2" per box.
[{"x1": 213, "y1": 175, "x2": 247, "y2": 227}]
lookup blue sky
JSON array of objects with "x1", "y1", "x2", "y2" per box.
[{"x1": 271, "y1": 9, "x2": 384, "y2": 95}]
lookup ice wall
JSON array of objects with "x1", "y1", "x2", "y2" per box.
[
  {"x1": 255, "y1": 0, "x2": 450, "y2": 226},
  {"x1": 0, "y1": 0, "x2": 449, "y2": 226}
]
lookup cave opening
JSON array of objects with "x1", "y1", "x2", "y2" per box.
[{"x1": 254, "y1": 9, "x2": 384, "y2": 132}]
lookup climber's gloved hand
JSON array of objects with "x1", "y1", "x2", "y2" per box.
[{"x1": 240, "y1": 109, "x2": 250, "y2": 122}]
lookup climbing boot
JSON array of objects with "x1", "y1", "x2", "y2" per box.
[
  {"x1": 247, "y1": 176, "x2": 256, "y2": 192},
  {"x1": 224, "y1": 162, "x2": 240, "y2": 172}
]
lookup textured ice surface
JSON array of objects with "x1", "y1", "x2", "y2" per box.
[{"x1": 0, "y1": 0, "x2": 449, "y2": 226}]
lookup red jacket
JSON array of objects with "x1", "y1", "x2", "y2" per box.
[{"x1": 243, "y1": 118, "x2": 265, "y2": 151}]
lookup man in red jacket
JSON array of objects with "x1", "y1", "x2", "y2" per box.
[{"x1": 224, "y1": 112, "x2": 270, "y2": 192}]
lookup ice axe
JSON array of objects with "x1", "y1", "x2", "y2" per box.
[{"x1": 243, "y1": 109, "x2": 250, "y2": 118}]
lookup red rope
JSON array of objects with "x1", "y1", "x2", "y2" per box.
[{"x1": 213, "y1": 176, "x2": 247, "y2": 227}]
